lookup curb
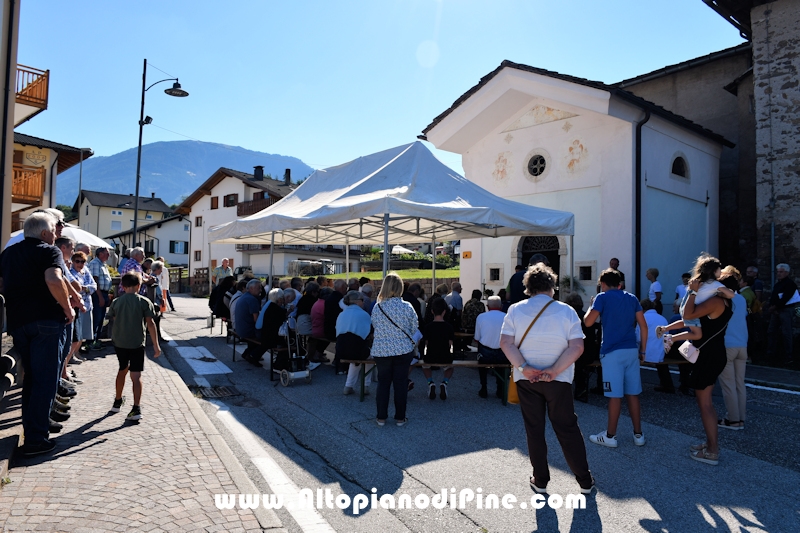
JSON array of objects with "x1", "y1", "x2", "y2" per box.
[{"x1": 159, "y1": 344, "x2": 287, "y2": 532}]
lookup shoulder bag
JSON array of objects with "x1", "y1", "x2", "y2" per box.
[
  {"x1": 678, "y1": 323, "x2": 728, "y2": 363},
  {"x1": 376, "y1": 303, "x2": 416, "y2": 347},
  {"x1": 507, "y1": 299, "x2": 555, "y2": 404}
]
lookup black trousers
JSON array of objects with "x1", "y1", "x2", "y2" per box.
[
  {"x1": 517, "y1": 380, "x2": 593, "y2": 488},
  {"x1": 375, "y1": 352, "x2": 414, "y2": 421}
]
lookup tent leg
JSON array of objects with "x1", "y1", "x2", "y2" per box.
[
  {"x1": 346, "y1": 236, "x2": 350, "y2": 282},
  {"x1": 431, "y1": 235, "x2": 436, "y2": 292},
  {"x1": 382, "y1": 213, "x2": 389, "y2": 279},
  {"x1": 569, "y1": 235, "x2": 574, "y2": 300},
  {"x1": 268, "y1": 232, "x2": 274, "y2": 288}
]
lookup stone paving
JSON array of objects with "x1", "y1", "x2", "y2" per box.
[{"x1": 0, "y1": 347, "x2": 268, "y2": 532}]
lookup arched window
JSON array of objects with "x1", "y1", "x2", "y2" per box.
[{"x1": 671, "y1": 157, "x2": 687, "y2": 178}]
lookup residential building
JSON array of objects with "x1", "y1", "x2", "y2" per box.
[
  {"x1": 11, "y1": 133, "x2": 91, "y2": 231},
  {"x1": 105, "y1": 214, "x2": 190, "y2": 266},
  {"x1": 422, "y1": 61, "x2": 731, "y2": 310},
  {"x1": 176, "y1": 166, "x2": 359, "y2": 280},
  {"x1": 1, "y1": 1, "x2": 92, "y2": 243},
  {"x1": 74, "y1": 190, "x2": 172, "y2": 240}
]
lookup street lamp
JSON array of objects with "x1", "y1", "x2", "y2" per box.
[
  {"x1": 77, "y1": 147, "x2": 92, "y2": 224},
  {"x1": 133, "y1": 58, "x2": 188, "y2": 246}
]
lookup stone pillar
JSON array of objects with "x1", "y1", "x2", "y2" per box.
[{"x1": 751, "y1": 0, "x2": 800, "y2": 285}]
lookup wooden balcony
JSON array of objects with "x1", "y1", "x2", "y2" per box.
[
  {"x1": 15, "y1": 65, "x2": 49, "y2": 126},
  {"x1": 12, "y1": 164, "x2": 46, "y2": 207},
  {"x1": 237, "y1": 197, "x2": 277, "y2": 217}
]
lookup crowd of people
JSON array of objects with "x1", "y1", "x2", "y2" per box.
[
  {"x1": 209, "y1": 270, "x2": 512, "y2": 426},
  {"x1": 0, "y1": 209, "x2": 173, "y2": 456}
]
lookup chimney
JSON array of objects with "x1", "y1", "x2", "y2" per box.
[
  {"x1": 283, "y1": 168, "x2": 291, "y2": 186},
  {"x1": 253, "y1": 165, "x2": 264, "y2": 181},
  {"x1": 151, "y1": 192, "x2": 155, "y2": 199}
]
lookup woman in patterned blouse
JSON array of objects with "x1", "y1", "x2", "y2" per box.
[{"x1": 371, "y1": 273, "x2": 419, "y2": 427}]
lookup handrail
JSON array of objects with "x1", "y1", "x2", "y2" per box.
[
  {"x1": 12, "y1": 163, "x2": 46, "y2": 203},
  {"x1": 15, "y1": 65, "x2": 49, "y2": 108}
]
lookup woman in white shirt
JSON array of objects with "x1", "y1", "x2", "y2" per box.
[{"x1": 499, "y1": 264, "x2": 594, "y2": 495}]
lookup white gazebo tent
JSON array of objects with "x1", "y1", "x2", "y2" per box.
[{"x1": 208, "y1": 141, "x2": 575, "y2": 289}]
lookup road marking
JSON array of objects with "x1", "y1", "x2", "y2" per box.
[
  {"x1": 641, "y1": 366, "x2": 799, "y2": 395},
  {"x1": 210, "y1": 401, "x2": 335, "y2": 533},
  {"x1": 160, "y1": 329, "x2": 178, "y2": 347},
  {"x1": 176, "y1": 346, "x2": 233, "y2": 375}
]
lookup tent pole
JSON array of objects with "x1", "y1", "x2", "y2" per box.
[
  {"x1": 382, "y1": 213, "x2": 389, "y2": 278},
  {"x1": 268, "y1": 232, "x2": 275, "y2": 289},
  {"x1": 431, "y1": 235, "x2": 436, "y2": 292},
  {"x1": 345, "y1": 236, "x2": 350, "y2": 283},
  {"x1": 569, "y1": 235, "x2": 574, "y2": 301}
]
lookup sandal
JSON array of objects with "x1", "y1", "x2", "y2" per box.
[
  {"x1": 690, "y1": 448, "x2": 719, "y2": 465},
  {"x1": 718, "y1": 418, "x2": 744, "y2": 430},
  {"x1": 689, "y1": 442, "x2": 707, "y2": 452}
]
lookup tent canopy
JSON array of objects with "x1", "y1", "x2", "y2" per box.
[{"x1": 208, "y1": 141, "x2": 574, "y2": 246}]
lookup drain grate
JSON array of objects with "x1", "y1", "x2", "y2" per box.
[{"x1": 188, "y1": 385, "x2": 241, "y2": 398}]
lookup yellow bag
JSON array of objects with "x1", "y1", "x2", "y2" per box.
[{"x1": 507, "y1": 377, "x2": 519, "y2": 404}]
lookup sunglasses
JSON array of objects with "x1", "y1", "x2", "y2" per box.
[{"x1": 73, "y1": 260, "x2": 86, "y2": 264}]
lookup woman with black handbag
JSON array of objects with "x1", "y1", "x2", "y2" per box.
[{"x1": 371, "y1": 273, "x2": 419, "y2": 426}]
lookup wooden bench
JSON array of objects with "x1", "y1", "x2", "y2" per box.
[
  {"x1": 340, "y1": 359, "x2": 514, "y2": 405},
  {"x1": 587, "y1": 356, "x2": 691, "y2": 368},
  {"x1": 230, "y1": 333, "x2": 289, "y2": 380}
]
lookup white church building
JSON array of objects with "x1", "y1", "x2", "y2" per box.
[{"x1": 422, "y1": 61, "x2": 733, "y2": 307}]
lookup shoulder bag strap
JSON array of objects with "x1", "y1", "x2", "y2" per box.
[
  {"x1": 695, "y1": 301, "x2": 731, "y2": 350},
  {"x1": 377, "y1": 303, "x2": 415, "y2": 344},
  {"x1": 517, "y1": 299, "x2": 555, "y2": 348}
]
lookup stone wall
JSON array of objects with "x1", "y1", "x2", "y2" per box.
[{"x1": 751, "y1": 0, "x2": 800, "y2": 283}]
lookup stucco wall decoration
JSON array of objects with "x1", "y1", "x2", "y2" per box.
[{"x1": 502, "y1": 105, "x2": 578, "y2": 133}]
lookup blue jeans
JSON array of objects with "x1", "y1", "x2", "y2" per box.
[
  {"x1": 91, "y1": 290, "x2": 109, "y2": 341},
  {"x1": 11, "y1": 319, "x2": 66, "y2": 446},
  {"x1": 477, "y1": 345, "x2": 509, "y2": 388},
  {"x1": 375, "y1": 351, "x2": 414, "y2": 421},
  {"x1": 768, "y1": 307, "x2": 795, "y2": 361}
]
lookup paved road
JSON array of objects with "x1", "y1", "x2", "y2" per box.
[{"x1": 155, "y1": 294, "x2": 800, "y2": 532}]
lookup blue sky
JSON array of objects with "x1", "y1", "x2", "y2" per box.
[{"x1": 17, "y1": 0, "x2": 744, "y2": 175}]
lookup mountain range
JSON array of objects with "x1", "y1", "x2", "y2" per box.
[{"x1": 56, "y1": 140, "x2": 315, "y2": 207}]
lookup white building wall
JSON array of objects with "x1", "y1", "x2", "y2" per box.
[
  {"x1": 458, "y1": 104, "x2": 633, "y2": 303},
  {"x1": 189, "y1": 176, "x2": 246, "y2": 274},
  {"x1": 139, "y1": 218, "x2": 190, "y2": 266},
  {"x1": 640, "y1": 117, "x2": 722, "y2": 309}
]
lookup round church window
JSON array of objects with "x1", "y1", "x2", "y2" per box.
[{"x1": 528, "y1": 155, "x2": 546, "y2": 176}]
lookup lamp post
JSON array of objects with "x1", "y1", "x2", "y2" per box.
[
  {"x1": 77, "y1": 148, "x2": 92, "y2": 225},
  {"x1": 133, "y1": 58, "x2": 188, "y2": 246}
]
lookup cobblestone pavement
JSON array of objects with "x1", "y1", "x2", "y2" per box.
[{"x1": 0, "y1": 345, "x2": 275, "y2": 533}]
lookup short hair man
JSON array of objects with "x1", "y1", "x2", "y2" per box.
[
  {"x1": 88, "y1": 247, "x2": 112, "y2": 350},
  {"x1": 212, "y1": 258, "x2": 233, "y2": 286},
  {"x1": 745, "y1": 265, "x2": 764, "y2": 300},
  {"x1": 474, "y1": 295, "x2": 508, "y2": 399},
  {"x1": 768, "y1": 263, "x2": 798, "y2": 365},
  {"x1": 584, "y1": 268, "x2": 648, "y2": 448},
  {"x1": 445, "y1": 282, "x2": 463, "y2": 311},
  {"x1": 0, "y1": 213, "x2": 74, "y2": 455},
  {"x1": 235, "y1": 279, "x2": 265, "y2": 365}
]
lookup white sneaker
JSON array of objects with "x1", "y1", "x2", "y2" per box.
[
  {"x1": 633, "y1": 433, "x2": 646, "y2": 446},
  {"x1": 589, "y1": 431, "x2": 618, "y2": 448},
  {"x1": 59, "y1": 378, "x2": 77, "y2": 389}
]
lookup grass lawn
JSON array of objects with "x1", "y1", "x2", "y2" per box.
[{"x1": 327, "y1": 267, "x2": 460, "y2": 280}]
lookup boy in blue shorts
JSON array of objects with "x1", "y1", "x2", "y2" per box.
[
  {"x1": 105, "y1": 272, "x2": 161, "y2": 421},
  {"x1": 584, "y1": 269, "x2": 648, "y2": 447}
]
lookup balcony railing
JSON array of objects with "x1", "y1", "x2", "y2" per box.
[
  {"x1": 12, "y1": 164, "x2": 46, "y2": 206},
  {"x1": 16, "y1": 65, "x2": 49, "y2": 109},
  {"x1": 237, "y1": 197, "x2": 277, "y2": 217}
]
